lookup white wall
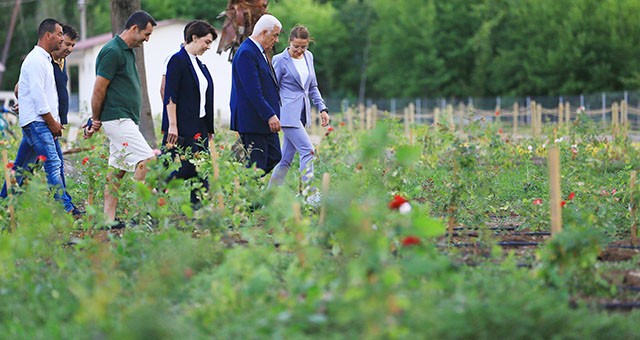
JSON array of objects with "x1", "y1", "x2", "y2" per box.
[{"x1": 68, "y1": 22, "x2": 232, "y2": 125}]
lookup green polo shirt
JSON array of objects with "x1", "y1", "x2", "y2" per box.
[{"x1": 95, "y1": 35, "x2": 142, "y2": 124}]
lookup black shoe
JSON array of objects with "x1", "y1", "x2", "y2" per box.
[
  {"x1": 69, "y1": 208, "x2": 85, "y2": 220},
  {"x1": 99, "y1": 219, "x2": 126, "y2": 230}
]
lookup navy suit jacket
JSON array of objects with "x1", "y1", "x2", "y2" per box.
[
  {"x1": 162, "y1": 47, "x2": 214, "y2": 147},
  {"x1": 229, "y1": 38, "x2": 280, "y2": 134}
]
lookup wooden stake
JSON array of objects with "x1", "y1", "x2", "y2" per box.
[
  {"x1": 630, "y1": 171, "x2": 638, "y2": 246},
  {"x1": 209, "y1": 139, "x2": 219, "y2": 181},
  {"x1": 447, "y1": 104, "x2": 455, "y2": 132},
  {"x1": 612, "y1": 102, "x2": 619, "y2": 138},
  {"x1": 409, "y1": 102, "x2": 416, "y2": 126},
  {"x1": 622, "y1": 100, "x2": 629, "y2": 138},
  {"x1": 513, "y1": 102, "x2": 519, "y2": 135},
  {"x1": 434, "y1": 107, "x2": 440, "y2": 127},
  {"x1": 346, "y1": 107, "x2": 353, "y2": 132},
  {"x1": 319, "y1": 172, "x2": 330, "y2": 225},
  {"x1": 2, "y1": 150, "x2": 15, "y2": 233},
  {"x1": 537, "y1": 103, "x2": 543, "y2": 136},
  {"x1": 548, "y1": 147, "x2": 562, "y2": 234},
  {"x1": 531, "y1": 100, "x2": 538, "y2": 138},
  {"x1": 359, "y1": 103, "x2": 365, "y2": 131},
  {"x1": 564, "y1": 102, "x2": 571, "y2": 125},
  {"x1": 217, "y1": 192, "x2": 224, "y2": 211},
  {"x1": 371, "y1": 104, "x2": 378, "y2": 129},
  {"x1": 404, "y1": 108, "x2": 410, "y2": 139},
  {"x1": 558, "y1": 102, "x2": 563, "y2": 127}
]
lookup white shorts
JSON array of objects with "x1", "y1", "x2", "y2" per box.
[{"x1": 102, "y1": 118, "x2": 155, "y2": 172}]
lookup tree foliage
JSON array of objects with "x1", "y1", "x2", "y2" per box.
[{"x1": 2, "y1": 0, "x2": 640, "y2": 100}]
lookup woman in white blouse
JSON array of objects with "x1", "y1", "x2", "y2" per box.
[
  {"x1": 162, "y1": 20, "x2": 216, "y2": 206},
  {"x1": 268, "y1": 25, "x2": 330, "y2": 199}
]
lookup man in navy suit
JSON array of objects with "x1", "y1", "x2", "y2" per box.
[{"x1": 230, "y1": 14, "x2": 282, "y2": 175}]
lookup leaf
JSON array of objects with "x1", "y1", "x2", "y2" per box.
[
  {"x1": 413, "y1": 215, "x2": 445, "y2": 238},
  {"x1": 396, "y1": 145, "x2": 422, "y2": 166}
]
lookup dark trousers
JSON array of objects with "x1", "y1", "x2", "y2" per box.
[
  {"x1": 162, "y1": 136, "x2": 209, "y2": 206},
  {"x1": 240, "y1": 133, "x2": 282, "y2": 175}
]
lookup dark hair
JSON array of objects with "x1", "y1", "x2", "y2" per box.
[
  {"x1": 124, "y1": 10, "x2": 157, "y2": 30},
  {"x1": 289, "y1": 25, "x2": 310, "y2": 41},
  {"x1": 62, "y1": 25, "x2": 79, "y2": 40},
  {"x1": 183, "y1": 20, "x2": 198, "y2": 41},
  {"x1": 37, "y1": 18, "x2": 61, "y2": 39},
  {"x1": 185, "y1": 20, "x2": 217, "y2": 44}
]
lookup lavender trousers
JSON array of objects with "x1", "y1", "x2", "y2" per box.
[{"x1": 268, "y1": 126, "x2": 314, "y2": 187}]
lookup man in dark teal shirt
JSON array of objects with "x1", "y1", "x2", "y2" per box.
[{"x1": 85, "y1": 10, "x2": 156, "y2": 225}]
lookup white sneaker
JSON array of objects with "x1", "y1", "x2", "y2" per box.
[{"x1": 305, "y1": 191, "x2": 322, "y2": 208}]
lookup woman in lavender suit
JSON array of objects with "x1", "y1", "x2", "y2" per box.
[{"x1": 268, "y1": 25, "x2": 330, "y2": 195}]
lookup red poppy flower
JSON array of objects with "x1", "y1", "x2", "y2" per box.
[
  {"x1": 37, "y1": 155, "x2": 47, "y2": 162},
  {"x1": 194, "y1": 132, "x2": 202, "y2": 140},
  {"x1": 495, "y1": 110, "x2": 500, "y2": 116},
  {"x1": 158, "y1": 197, "x2": 167, "y2": 207},
  {"x1": 5, "y1": 162, "x2": 13, "y2": 169},
  {"x1": 561, "y1": 200, "x2": 567, "y2": 207},
  {"x1": 567, "y1": 192, "x2": 575, "y2": 200},
  {"x1": 339, "y1": 122, "x2": 346, "y2": 127},
  {"x1": 82, "y1": 157, "x2": 89, "y2": 165},
  {"x1": 498, "y1": 129, "x2": 503, "y2": 134},
  {"x1": 532, "y1": 198, "x2": 543, "y2": 205},
  {"x1": 122, "y1": 142, "x2": 129, "y2": 147},
  {"x1": 401, "y1": 236, "x2": 420, "y2": 247},
  {"x1": 388, "y1": 195, "x2": 409, "y2": 210},
  {"x1": 327, "y1": 126, "x2": 334, "y2": 132}
]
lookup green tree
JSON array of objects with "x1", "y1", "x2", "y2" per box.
[{"x1": 368, "y1": 0, "x2": 446, "y2": 98}]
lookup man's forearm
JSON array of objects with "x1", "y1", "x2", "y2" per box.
[{"x1": 91, "y1": 91, "x2": 105, "y2": 121}]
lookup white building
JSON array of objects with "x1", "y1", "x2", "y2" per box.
[{"x1": 66, "y1": 19, "x2": 232, "y2": 125}]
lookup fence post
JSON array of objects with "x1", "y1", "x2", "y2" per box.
[
  {"x1": 537, "y1": 103, "x2": 543, "y2": 136},
  {"x1": 346, "y1": 106, "x2": 353, "y2": 131},
  {"x1": 513, "y1": 102, "x2": 519, "y2": 135},
  {"x1": 447, "y1": 104, "x2": 455, "y2": 132},
  {"x1": 612, "y1": 101, "x2": 619, "y2": 138},
  {"x1": 564, "y1": 102, "x2": 571, "y2": 127},
  {"x1": 371, "y1": 104, "x2": 378, "y2": 129},
  {"x1": 622, "y1": 100, "x2": 628, "y2": 135},
  {"x1": 434, "y1": 107, "x2": 440, "y2": 127},
  {"x1": 558, "y1": 101, "x2": 564, "y2": 127},
  {"x1": 359, "y1": 102, "x2": 365, "y2": 131},
  {"x1": 531, "y1": 100, "x2": 538, "y2": 138},
  {"x1": 602, "y1": 92, "x2": 607, "y2": 125}
]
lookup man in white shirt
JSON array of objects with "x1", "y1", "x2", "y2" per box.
[{"x1": 1, "y1": 18, "x2": 82, "y2": 217}]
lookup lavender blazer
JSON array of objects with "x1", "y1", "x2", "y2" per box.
[{"x1": 272, "y1": 49, "x2": 327, "y2": 128}]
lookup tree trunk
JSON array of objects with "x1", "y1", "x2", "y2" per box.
[{"x1": 110, "y1": 0, "x2": 157, "y2": 147}]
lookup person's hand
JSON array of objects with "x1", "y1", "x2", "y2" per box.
[
  {"x1": 320, "y1": 110, "x2": 330, "y2": 127},
  {"x1": 47, "y1": 120, "x2": 63, "y2": 137},
  {"x1": 91, "y1": 119, "x2": 102, "y2": 132},
  {"x1": 82, "y1": 119, "x2": 101, "y2": 139},
  {"x1": 167, "y1": 125, "x2": 179, "y2": 145},
  {"x1": 268, "y1": 115, "x2": 281, "y2": 133}
]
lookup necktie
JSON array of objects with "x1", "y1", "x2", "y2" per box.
[{"x1": 263, "y1": 50, "x2": 276, "y2": 81}]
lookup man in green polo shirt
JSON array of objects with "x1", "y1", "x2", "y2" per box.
[{"x1": 85, "y1": 10, "x2": 156, "y2": 226}]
